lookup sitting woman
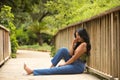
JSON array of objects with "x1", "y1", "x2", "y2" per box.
[{"x1": 24, "y1": 28, "x2": 91, "y2": 75}]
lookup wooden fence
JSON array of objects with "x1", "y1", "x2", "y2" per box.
[
  {"x1": 54, "y1": 6, "x2": 120, "y2": 79},
  {"x1": 0, "y1": 25, "x2": 11, "y2": 66}
]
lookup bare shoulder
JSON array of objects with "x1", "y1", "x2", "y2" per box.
[
  {"x1": 77, "y1": 42, "x2": 87, "y2": 49},
  {"x1": 76, "y1": 42, "x2": 87, "y2": 52},
  {"x1": 80, "y1": 42, "x2": 87, "y2": 47}
]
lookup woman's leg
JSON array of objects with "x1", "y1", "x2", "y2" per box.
[
  {"x1": 51, "y1": 47, "x2": 71, "y2": 67},
  {"x1": 24, "y1": 47, "x2": 71, "y2": 75},
  {"x1": 33, "y1": 62, "x2": 85, "y2": 75},
  {"x1": 24, "y1": 59, "x2": 85, "y2": 75}
]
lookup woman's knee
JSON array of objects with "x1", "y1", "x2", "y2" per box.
[
  {"x1": 59, "y1": 47, "x2": 69, "y2": 54},
  {"x1": 59, "y1": 47, "x2": 68, "y2": 51}
]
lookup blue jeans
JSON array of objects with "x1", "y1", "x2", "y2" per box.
[{"x1": 33, "y1": 47, "x2": 85, "y2": 75}]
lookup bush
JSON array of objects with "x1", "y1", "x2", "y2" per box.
[
  {"x1": 19, "y1": 43, "x2": 51, "y2": 52},
  {"x1": 16, "y1": 27, "x2": 29, "y2": 45},
  {"x1": 0, "y1": 5, "x2": 18, "y2": 54},
  {"x1": 50, "y1": 46, "x2": 56, "y2": 57},
  {"x1": 11, "y1": 53, "x2": 17, "y2": 58},
  {"x1": 11, "y1": 34, "x2": 18, "y2": 53}
]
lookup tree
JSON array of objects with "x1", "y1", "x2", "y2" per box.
[
  {"x1": 28, "y1": 21, "x2": 48, "y2": 45},
  {"x1": 0, "y1": 0, "x2": 51, "y2": 45},
  {"x1": 45, "y1": 0, "x2": 120, "y2": 30},
  {"x1": 0, "y1": 0, "x2": 120, "y2": 46}
]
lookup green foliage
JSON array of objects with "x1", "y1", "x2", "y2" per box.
[
  {"x1": 10, "y1": 33, "x2": 18, "y2": 53},
  {"x1": 27, "y1": 30, "x2": 38, "y2": 45},
  {"x1": 45, "y1": 0, "x2": 120, "y2": 31},
  {"x1": 19, "y1": 43, "x2": 51, "y2": 52},
  {"x1": 16, "y1": 27, "x2": 29, "y2": 45},
  {"x1": 0, "y1": 0, "x2": 120, "y2": 47},
  {"x1": 14, "y1": 12, "x2": 32, "y2": 29},
  {"x1": 29, "y1": 21, "x2": 48, "y2": 33},
  {"x1": 11, "y1": 53, "x2": 17, "y2": 58},
  {"x1": 41, "y1": 33, "x2": 53, "y2": 45},
  {"x1": 50, "y1": 46, "x2": 56, "y2": 57},
  {"x1": 0, "y1": 5, "x2": 15, "y2": 30},
  {"x1": 42, "y1": 16, "x2": 58, "y2": 35},
  {"x1": 28, "y1": 21, "x2": 49, "y2": 45},
  {"x1": 0, "y1": 5, "x2": 18, "y2": 53}
]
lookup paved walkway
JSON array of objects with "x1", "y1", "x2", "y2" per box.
[{"x1": 0, "y1": 50, "x2": 101, "y2": 80}]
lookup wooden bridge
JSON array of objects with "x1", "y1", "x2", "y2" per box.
[
  {"x1": 54, "y1": 6, "x2": 120, "y2": 79},
  {"x1": 0, "y1": 6, "x2": 120, "y2": 80}
]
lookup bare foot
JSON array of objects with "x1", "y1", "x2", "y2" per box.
[{"x1": 24, "y1": 64, "x2": 33, "y2": 75}]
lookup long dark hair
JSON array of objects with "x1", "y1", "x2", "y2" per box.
[{"x1": 74, "y1": 28, "x2": 91, "y2": 56}]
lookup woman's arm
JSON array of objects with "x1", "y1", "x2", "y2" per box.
[
  {"x1": 69, "y1": 38, "x2": 78, "y2": 56},
  {"x1": 69, "y1": 41, "x2": 74, "y2": 56},
  {"x1": 59, "y1": 42, "x2": 87, "y2": 66}
]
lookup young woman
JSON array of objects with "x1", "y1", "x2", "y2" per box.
[{"x1": 24, "y1": 28, "x2": 91, "y2": 75}]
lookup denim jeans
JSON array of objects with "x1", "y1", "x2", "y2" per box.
[{"x1": 33, "y1": 47, "x2": 85, "y2": 75}]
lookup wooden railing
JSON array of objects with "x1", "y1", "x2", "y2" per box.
[
  {"x1": 0, "y1": 25, "x2": 11, "y2": 66},
  {"x1": 54, "y1": 6, "x2": 120, "y2": 79}
]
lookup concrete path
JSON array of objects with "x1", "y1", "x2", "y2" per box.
[{"x1": 0, "y1": 50, "x2": 100, "y2": 80}]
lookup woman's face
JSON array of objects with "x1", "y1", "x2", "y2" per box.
[{"x1": 75, "y1": 32, "x2": 83, "y2": 42}]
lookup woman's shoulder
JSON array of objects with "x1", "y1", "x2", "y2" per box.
[
  {"x1": 77, "y1": 42, "x2": 87, "y2": 50},
  {"x1": 80, "y1": 42, "x2": 87, "y2": 47}
]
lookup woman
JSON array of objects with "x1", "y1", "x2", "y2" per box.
[{"x1": 24, "y1": 28, "x2": 91, "y2": 75}]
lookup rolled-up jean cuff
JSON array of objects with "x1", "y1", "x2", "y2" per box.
[{"x1": 51, "y1": 59, "x2": 56, "y2": 66}]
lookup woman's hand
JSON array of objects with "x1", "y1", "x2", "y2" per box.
[
  {"x1": 72, "y1": 38, "x2": 79, "y2": 47},
  {"x1": 69, "y1": 38, "x2": 79, "y2": 56},
  {"x1": 73, "y1": 38, "x2": 80, "y2": 44},
  {"x1": 58, "y1": 63, "x2": 66, "y2": 67},
  {"x1": 73, "y1": 38, "x2": 78, "y2": 44}
]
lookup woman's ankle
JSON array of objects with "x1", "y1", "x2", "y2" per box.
[{"x1": 50, "y1": 64, "x2": 55, "y2": 68}]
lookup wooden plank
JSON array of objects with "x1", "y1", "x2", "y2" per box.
[
  {"x1": 93, "y1": 20, "x2": 97, "y2": 69},
  {"x1": 113, "y1": 12, "x2": 117, "y2": 78},
  {"x1": 87, "y1": 66, "x2": 114, "y2": 80},
  {"x1": 109, "y1": 14, "x2": 112, "y2": 76},
  {"x1": 99, "y1": 17, "x2": 101, "y2": 72},
  {"x1": 95, "y1": 19, "x2": 100, "y2": 70},
  {"x1": 97, "y1": 18, "x2": 101, "y2": 71},
  {"x1": 105, "y1": 14, "x2": 110, "y2": 74},
  {"x1": 89, "y1": 22, "x2": 93, "y2": 68},
  {"x1": 100, "y1": 16, "x2": 104, "y2": 72},
  {"x1": 105, "y1": 15, "x2": 107, "y2": 74},
  {"x1": 0, "y1": 29, "x2": 4, "y2": 66},
  {"x1": 85, "y1": 21, "x2": 91, "y2": 66},
  {"x1": 4, "y1": 31, "x2": 9, "y2": 59},
  {"x1": 111, "y1": 13, "x2": 114, "y2": 76},
  {"x1": 118, "y1": 11, "x2": 120, "y2": 79},
  {"x1": 111, "y1": 12, "x2": 118, "y2": 78},
  {"x1": 91, "y1": 21, "x2": 94, "y2": 68},
  {"x1": 95, "y1": 19, "x2": 98, "y2": 70},
  {"x1": 102, "y1": 16, "x2": 106, "y2": 73},
  {"x1": 108, "y1": 14, "x2": 111, "y2": 75},
  {"x1": 116, "y1": 11, "x2": 120, "y2": 78},
  {"x1": 92, "y1": 21, "x2": 95, "y2": 68}
]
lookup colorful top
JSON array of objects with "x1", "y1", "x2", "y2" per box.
[{"x1": 79, "y1": 52, "x2": 88, "y2": 63}]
